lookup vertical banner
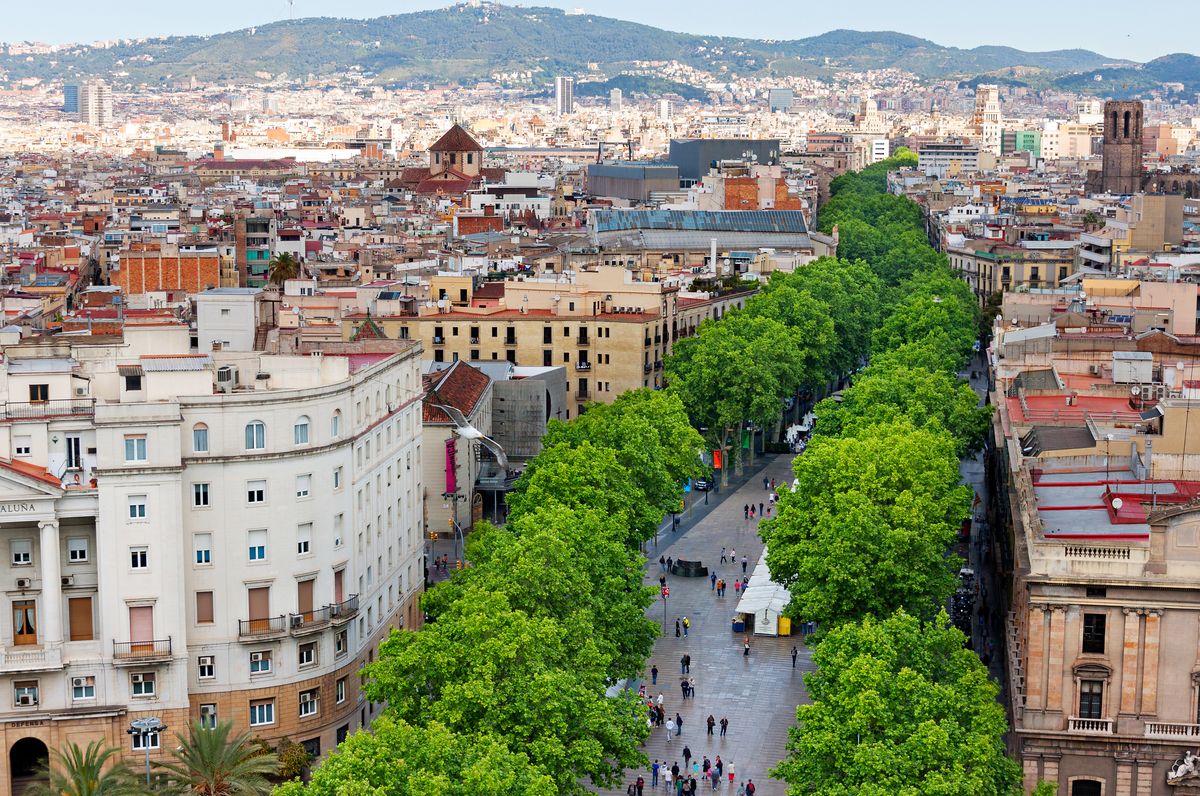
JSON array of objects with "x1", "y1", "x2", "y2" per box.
[
  {"x1": 444, "y1": 436, "x2": 458, "y2": 494},
  {"x1": 712, "y1": 449, "x2": 723, "y2": 469}
]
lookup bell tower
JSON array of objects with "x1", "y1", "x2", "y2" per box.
[{"x1": 1101, "y1": 100, "x2": 1143, "y2": 195}]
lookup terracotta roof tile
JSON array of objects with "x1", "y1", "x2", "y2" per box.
[
  {"x1": 423, "y1": 361, "x2": 491, "y2": 423},
  {"x1": 428, "y1": 124, "x2": 483, "y2": 153}
]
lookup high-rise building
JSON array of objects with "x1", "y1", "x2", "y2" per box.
[
  {"x1": 767, "y1": 88, "x2": 793, "y2": 113},
  {"x1": 657, "y1": 99, "x2": 673, "y2": 122},
  {"x1": 554, "y1": 76, "x2": 574, "y2": 116},
  {"x1": 1101, "y1": 100, "x2": 1144, "y2": 195},
  {"x1": 609, "y1": 88, "x2": 623, "y2": 112},
  {"x1": 973, "y1": 84, "x2": 1003, "y2": 155},
  {"x1": 78, "y1": 79, "x2": 112, "y2": 127},
  {"x1": 62, "y1": 84, "x2": 79, "y2": 114}
]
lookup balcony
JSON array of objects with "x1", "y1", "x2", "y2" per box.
[
  {"x1": 329, "y1": 595, "x2": 359, "y2": 625},
  {"x1": 469, "y1": 336, "x2": 480, "y2": 344},
  {"x1": 504, "y1": 338, "x2": 518, "y2": 347},
  {"x1": 654, "y1": 360, "x2": 663, "y2": 371},
  {"x1": 576, "y1": 336, "x2": 590, "y2": 346},
  {"x1": 575, "y1": 362, "x2": 592, "y2": 371},
  {"x1": 112, "y1": 638, "x2": 172, "y2": 665},
  {"x1": 238, "y1": 616, "x2": 289, "y2": 640},
  {"x1": 289, "y1": 607, "x2": 332, "y2": 635},
  {"x1": 432, "y1": 336, "x2": 445, "y2": 345},
  {"x1": 1145, "y1": 722, "x2": 1200, "y2": 739},
  {"x1": 644, "y1": 364, "x2": 652, "y2": 373},
  {"x1": 576, "y1": 389, "x2": 590, "y2": 400},
  {"x1": 1068, "y1": 717, "x2": 1114, "y2": 735},
  {"x1": 0, "y1": 646, "x2": 63, "y2": 673},
  {"x1": 0, "y1": 399, "x2": 95, "y2": 421}
]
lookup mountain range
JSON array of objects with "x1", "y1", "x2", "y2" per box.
[{"x1": 0, "y1": 2, "x2": 1191, "y2": 97}]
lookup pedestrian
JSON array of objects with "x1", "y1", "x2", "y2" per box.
[
  {"x1": 733, "y1": 578, "x2": 740, "y2": 594},
  {"x1": 791, "y1": 645, "x2": 798, "y2": 668},
  {"x1": 741, "y1": 555, "x2": 748, "y2": 575},
  {"x1": 684, "y1": 654, "x2": 691, "y2": 673},
  {"x1": 672, "y1": 762, "x2": 680, "y2": 782},
  {"x1": 681, "y1": 678, "x2": 689, "y2": 699},
  {"x1": 758, "y1": 501, "x2": 764, "y2": 517},
  {"x1": 737, "y1": 784, "x2": 746, "y2": 796},
  {"x1": 720, "y1": 547, "x2": 726, "y2": 563},
  {"x1": 743, "y1": 637, "x2": 750, "y2": 657},
  {"x1": 728, "y1": 761, "x2": 735, "y2": 786},
  {"x1": 749, "y1": 505, "x2": 755, "y2": 519},
  {"x1": 693, "y1": 761, "x2": 700, "y2": 778},
  {"x1": 657, "y1": 692, "x2": 664, "y2": 706},
  {"x1": 743, "y1": 504, "x2": 748, "y2": 519},
  {"x1": 706, "y1": 714, "x2": 715, "y2": 736},
  {"x1": 682, "y1": 616, "x2": 690, "y2": 637},
  {"x1": 730, "y1": 548, "x2": 736, "y2": 562},
  {"x1": 746, "y1": 779, "x2": 756, "y2": 795},
  {"x1": 716, "y1": 578, "x2": 724, "y2": 597},
  {"x1": 636, "y1": 775, "x2": 645, "y2": 796},
  {"x1": 681, "y1": 654, "x2": 688, "y2": 674},
  {"x1": 771, "y1": 477, "x2": 776, "y2": 490},
  {"x1": 665, "y1": 766, "x2": 673, "y2": 789},
  {"x1": 763, "y1": 476, "x2": 768, "y2": 490},
  {"x1": 660, "y1": 555, "x2": 667, "y2": 572},
  {"x1": 627, "y1": 783, "x2": 636, "y2": 796},
  {"x1": 710, "y1": 571, "x2": 717, "y2": 591},
  {"x1": 652, "y1": 665, "x2": 659, "y2": 685},
  {"x1": 702, "y1": 757, "x2": 710, "y2": 774},
  {"x1": 667, "y1": 556, "x2": 674, "y2": 572},
  {"x1": 676, "y1": 713, "x2": 683, "y2": 736},
  {"x1": 666, "y1": 719, "x2": 675, "y2": 741},
  {"x1": 719, "y1": 716, "x2": 728, "y2": 737},
  {"x1": 683, "y1": 746, "x2": 692, "y2": 768},
  {"x1": 715, "y1": 757, "x2": 723, "y2": 779},
  {"x1": 660, "y1": 573, "x2": 667, "y2": 588},
  {"x1": 689, "y1": 676, "x2": 696, "y2": 697},
  {"x1": 675, "y1": 618, "x2": 681, "y2": 638}
]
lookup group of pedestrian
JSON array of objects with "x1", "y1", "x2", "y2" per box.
[
  {"x1": 642, "y1": 759, "x2": 754, "y2": 794},
  {"x1": 680, "y1": 676, "x2": 696, "y2": 699},
  {"x1": 674, "y1": 616, "x2": 691, "y2": 637}
]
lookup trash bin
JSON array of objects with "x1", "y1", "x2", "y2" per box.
[
  {"x1": 778, "y1": 616, "x2": 792, "y2": 636},
  {"x1": 732, "y1": 618, "x2": 745, "y2": 633}
]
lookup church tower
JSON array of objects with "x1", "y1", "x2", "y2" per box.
[{"x1": 1101, "y1": 100, "x2": 1143, "y2": 195}]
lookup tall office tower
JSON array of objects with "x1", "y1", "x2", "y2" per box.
[
  {"x1": 78, "y1": 79, "x2": 113, "y2": 127},
  {"x1": 1101, "y1": 99, "x2": 1144, "y2": 195},
  {"x1": 609, "y1": 88, "x2": 623, "y2": 112},
  {"x1": 554, "y1": 76, "x2": 574, "y2": 116},
  {"x1": 973, "y1": 84, "x2": 1003, "y2": 155},
  {"x1": 657, "y1": 99, "x2": 672, "y2": 122},
  {"x1": 62, "y1": 84, "x2": 79, "y2": 114},
  {"x1": 767, "y1": 88, "x2": 793, "y2": 113}
]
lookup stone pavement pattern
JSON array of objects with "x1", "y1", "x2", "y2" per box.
[{"x1": 598, "y1": 454, "x2": 810, "y2": 796}]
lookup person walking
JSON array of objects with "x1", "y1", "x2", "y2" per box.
[
  {"x1": 657, "y1": 692, "x2": 664, "y2": 707},
  {"x1": 675, "y1": 617, "x2": 681, "y2": 638},
  {"x1": 710, "y1": 571, "x2": 717, "y2": 591},
  {"x1": 715, "y1": 757, "x2": 723, "y2": 780},
  {"x1": 706, "y1": 714, "x2": 716, "y2": 736},
  {"x1": 660, "y1": 555, "x2": 667, "y2": 572},
  {"x1": 736, "y1": 784, "x2": 745, "y2": 796},
  {"x1": 652, "y1": 759, "x2": 661, "y2": 784},
  {"x1": 743, "y1": 504, "x2": 748, "y2": 520},
  {"x1": 771, "y1": 477, "x2": 776, "y2": 490},
  {"x1": 720, "y1": 547, "x2": 726, "y2": 564},
  {"x1": 689, "y1": 677, "x2": 696, "y2": 697},
  {"x1": 710, "y1": 768, "x2": 720, "y2": 791},
  {"x1": 716, "y1": 578, "x2": 724, "y2": 597},
  {"x1": 741, "y1": 556, "x2": 748, "y2": 575},
  {"x1": 791, "y1": 645, "x2": 798, "y2": 668},
  {"x1": 676, "y1": 713, "x2": 684, "y2": 736},
  {"x1": 682, "y1": 746, "x2": 692, "y2": 769},
  {"x1": 652, "y1": 665, "x2": 659, "y2": 684},
  {"x1": 681, "y1": 654, "x2": 689, "y2": 674},
  {"x1": 733, "y1": 578, "x2": 740, "y2": 595},
  {"x1": 680, "y1": 678, "x2": 689, "y2": 700},
  {"x1": 719, "y1": 716, "x2": 728, "y2": 737},
  {"x1": 758, "y1": 502, "x2": 763, "y2": 517},
  {"x1": 682, "y1": 616, "x2": 690, "y2": 637},
  {"x1": 762, "y1": 476, "x2": 769, "y2": 490},
  {"x1": 665, "y1": 766, "x2": 673, "y2": 790},
  {"x1": 748, "y1": 505, "x2": 755, "y2": 519},
  {"x1": 728, "y1": 761, "x2": 735, "y2": 787},
  {"x1": 743, "y1": 637, "x2": 751, "y2": 657},
  {"x1": 665, "y1": 718, "x2": 675, "y2": 741},
  {"x1": 636, "y1": 775, "x2": 645, "y2": 796},
  {"x1": 745, "y1": 779, "x2": 756, "y2": 795}
]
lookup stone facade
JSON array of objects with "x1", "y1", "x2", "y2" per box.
[{"x1": 1100, "y1": 100, "x2": 1144, "y2": 195}]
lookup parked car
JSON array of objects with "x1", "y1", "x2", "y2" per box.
[{"x1": 693, "y1": 477, "x2": 714, "y2": 492}]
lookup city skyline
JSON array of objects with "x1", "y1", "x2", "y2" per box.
[{"x1": 2, "y1": 0, "x2": 1198, "y2": 63}]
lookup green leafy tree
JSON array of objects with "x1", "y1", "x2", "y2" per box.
[
  {"x1": 275, "y1": 738, "x2": 311, "y2": 783},
  {"x1": 363, "y1": 590, "x2": 647, "y2": 793},
  {"x1": 1031, "y1": 783, "x2": 1058, "y2": 796},
  {"x1": 27, "y1": 741, "x2": 142, "y2": 796},
  {"x1": 763, "y1": 420, "x2": 969, "y2": 629},
  {"x1": 274, "y1": 717, "x2": 556, "y2": 796},
  {"x1": 777, "y1": 258, "x2": 881, "y2": 377},
  {"x1": 155, "y1": 720, "x2": 275, "y2": 796},
  {"x1": 267, "y1": 252, "x2": 302, "y2": 285},
  {"x1": 744, "y1": 282, "x2": 837, "y2": 388},
  {"x1": 874, "y1": 294, "x2": 977, "y2": 370},
  {"x1": 773, "y1": 610, "x2": 1021, "y2": 796}
]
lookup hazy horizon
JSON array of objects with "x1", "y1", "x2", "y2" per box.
[{"x1": 3, "y1": 0, "x2": 1197, "y2": 63}]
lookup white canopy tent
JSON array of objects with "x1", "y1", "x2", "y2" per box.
[{"x1": 734, "y1": 550, "x2": 792, "y2": 636}]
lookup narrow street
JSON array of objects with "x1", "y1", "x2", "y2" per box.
[{"x1": 600, "y1": 454, "x2": 808, "y2": 796}]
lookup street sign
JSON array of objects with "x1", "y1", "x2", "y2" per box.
[{"x1": 661, "y1": 586, "x2": 669, "y2": 598}]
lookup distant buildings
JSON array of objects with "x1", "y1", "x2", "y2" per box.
[
  {"x1": 973, "y1": 84, "x2": 1003, "y2": 155},
  {"x1": 667, "y1": 138, "x2": 780, "y2": 184},
  {"x1": 1099, "y1": 100, "x2": 1144, "y2": 195},
  {"x1": 62, "y1": 84, "x2": 79, "y2": 115},
  {"x1": 78, "y1": 79, "x2": 112, "y2": 127},
  {"x1": 554, "y1": 76, "x2": 574, "y2": 116},
  {"x1": 767, "y1": 88, "x2": 793, "y2": 113},
  {"x1": 609, "y1": 88, "x2": 622, "y2": 112}
]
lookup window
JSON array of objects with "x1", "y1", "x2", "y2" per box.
[
  {"x1": 333, "y1": 467, "x2": 343, "y2": 489},
  {"x1": 331, "y1": 411, "x2": 342, "y2": 438},
  {"x1": 67, "y1": 537, "x2": 88, "y2": 563},
  {"x1": 131, "y1": 672, "x2": 156, "y2": 697},
  {"x1": 124, "y1": 435, "x2": 147, "y2": 462},
  {"x1": 336, "y1": 725, "x2": 350, "y2": 745},
  {"x1": 244, "y1": 421, "x2": 266, "y2": 451},
  {"x1": 193, "y1": 483, "x2": 210, "y2": 507},
  {"x1": 13, "y1": 681, "x2": 38, "y2": 706},
  {"x1": 333, "y1": 514, "x2": 343, "y2": 548},
  {"x1": 1079, "y1": 679, "x2": 1104, "y2": 719},
  {"x1": 296, "y1": 474, "x2": 311, "y2": 498},
  {"x1": 200, "y1": 703, "x2": 217, "y2": 730},
  {"x1": 11, "y1": 539, "x2": 32, "y2": 566},
  {"x1": 14, "y1": 435, "x2": 31, "y2": 457},
  {"x1": 131, "y1": 730, "x2": 160, "y2": 751},
  {"x1": 71, "y1": 675, "x2": 95, "y2": 700},
  {"x1": 298, "y1": 641, "x2": 317, "y2": 668},
  {"x1": 246, "y1": 480, "x2": 266, "y2": 504},
  {"x1": 294, "y1": 416, "x2": 310, "y2": 445},
  {"x1": 336, "y1": 677, "x2": 347, "y2": 704},
  {"x1": 249, "y1": 699, "x2": 275, "y2": 726},
  {"x1": 196, "y1": 591, "x2": 214, "y2": 624},
  {"x1": 299, "y1": 688, "x2": 319, "y2": 718},
  {"x1": 248, "y1": 530, "x2": 267, "y2": 562},
  {"x1": 192, "y1": 424, "x2": 209, "y2": 453},
  {"x1": 124, "y1": 374, "x2": 142, "y2": 391},
  {"x1": 250, "y1": 650, "x2": 272, "y2": 674},
  {"x1": 1082, "y1": 614, "x2": 1106, "y2": 654},
  {"x1": 28, "y1": 384, "x2": 48, "y2": 403},
  {"x1": 297, "y1": 523, "x2": 312, "y2": 556},
  {"x1": 127, "y1": 495, "x2": 147, "y2": 520},
  {"x1": 197, "y1": 656, "x2": 215, "y2": 679},
  {"x1": 194, "y1": 533, "x2": 212, "y2": 565},
  {"x1": 129, "y1": 546, "x2": 148, "y2": 570}
]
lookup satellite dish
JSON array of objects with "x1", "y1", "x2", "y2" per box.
[{"x1": 1112, "y1": 497, "x2": 1124, "y2": 511}]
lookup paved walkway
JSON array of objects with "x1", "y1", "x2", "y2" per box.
[{"x1": 599, "y1": 454, "x2": 809, "y2": 796}]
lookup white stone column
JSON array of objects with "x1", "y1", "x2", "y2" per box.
[{"x1": 39, "y1": 520, "x2": 62, "y2": 645}]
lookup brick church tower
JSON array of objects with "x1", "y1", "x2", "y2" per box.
[{"x1": 1101, "y1": 100, "x2": 1143, "y2": 195}]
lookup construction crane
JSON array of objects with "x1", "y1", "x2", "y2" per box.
[{"x1": 596, "y1": 139, "x2": 635, "y2": 163}]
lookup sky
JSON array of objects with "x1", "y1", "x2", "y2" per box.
[{"x1": 5, "y1": 1, "x2": 1198, "y2": 63}]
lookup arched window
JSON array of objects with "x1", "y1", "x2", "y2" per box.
[
  {"x1": 331, "y1": 410, "x2": 342, "y2": 438},
  {"x1": 244, "y1": 421, "x2": 266, "y2": 451},
  {"x1": 294, "y1": 416, "x2": 310, "y2": 446},
  {"x1": 1111, "y1": 111, "x2": 1118, "y2": 139},
  {"x1": 192, "y1": 423, "x2": 209, "y2": 453},
  {"x1": 1123, "y1": 110, "x2": 1131, "y2": 138}
]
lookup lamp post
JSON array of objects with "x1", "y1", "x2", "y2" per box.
[{"x1": 127, "y1": 716, "x2": 166, "y2": 788}]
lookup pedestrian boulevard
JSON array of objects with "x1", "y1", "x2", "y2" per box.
[{"x1": 599, "y1": 454, "x2": 810, "y2": 796}]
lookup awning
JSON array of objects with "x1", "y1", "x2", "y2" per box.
[{"x1": 117, "y1": 364, "x2": 144, "y2": 377}]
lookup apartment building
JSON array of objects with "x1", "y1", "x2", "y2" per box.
[{"x1": 0, "y1": 330, "x2": 423, "y2": 790}]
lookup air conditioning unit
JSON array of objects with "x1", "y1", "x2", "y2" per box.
[
  {"x1": 330, "y1": 604, "x2": 342, "y2": 617},
  {"x1": 250, "y1": 652, "x2": 265, "y2": 663},
  {"x1": 300, "y1": 692, "x2": 314, "y2": 704},
  {"x1": 71, "y1": 677, "x2": 87, "y2": 689},
  {"x1": 15, "y1": 578, "x2": 31, "y2": 590},
  {"x1": 215, "y1": 365, "x2": 239, "y2": 394},
  {"x1": 75, "y1": 387, "x2": 87, "y2": 397},
  {"x1": 131, "y1": 674, "x2": 145, "y2": 684},
  {"x1": 291, "y1": 615, "x2": 304, "y2": 628},
  {"x1": 198, "y1": 655, "x2": 213, "y2": 667},
  {"x1": 16, "y1": 694, "x2": 35, "y2": 706},
  {"x1": 61, "y1": 575, "x2": 74, "y2": 587}
]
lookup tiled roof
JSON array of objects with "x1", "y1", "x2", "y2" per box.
[
  {"x1": 428, "y1": 124, "x2": 483, "y2": 153},
  {"x1": 423, "y1": 360, "x2": 491, "y2": 423},
  {"x1": 592, "y1": 209, "x2": 809, "y2": 234}
]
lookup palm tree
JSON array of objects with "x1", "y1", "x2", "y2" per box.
[
  {"x1": 155, "y1": 720, "x2": 275, "y2": 796},
  {"x1": 267, "y1": 252, "x2": 302, "y2": 285},
  {"x1": 27, "y1": 740, "x2": 142, "y2": 796}
]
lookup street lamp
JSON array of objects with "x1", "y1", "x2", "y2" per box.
[{"x1": 127, "y1": 716, "x2": 166, "y2": 788}]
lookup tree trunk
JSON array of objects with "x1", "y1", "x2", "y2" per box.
[{"x1": 735, "y1": 421, "x2": 745, "y2": 476}]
